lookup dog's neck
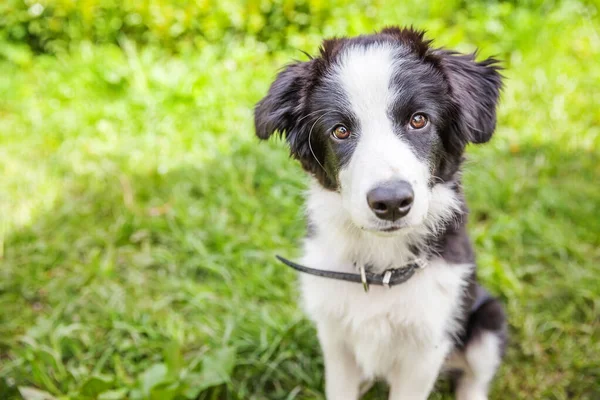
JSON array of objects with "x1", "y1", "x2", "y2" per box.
[{"x1": 304, "y1": 180, "x2": 465, "y2": 273}]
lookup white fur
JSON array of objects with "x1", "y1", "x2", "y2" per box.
[
  {"x1": 454, "y1": 333, "x2": 502, "y2": 400},
  {"x1": 305, "y1": 177, "x2": 462, "y2": 274},
  {"x1": 301, "y1": 182, "x2": 469, "y2": 400},
  {"x1": 331, "y1": 44, "x2": 432, "y2": 232},
  {"x1": 297, "y1": 45, "x2": 485, "y2": 399}
]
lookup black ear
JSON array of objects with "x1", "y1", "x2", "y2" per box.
[
  {"x1": 254, "y1": 61, "x2": 311, "y2": 140},
  {"x1": 254, "y1": 60, "x2": 334, "y2": 187},
  {"x1": 439, "y1": 52, "x2": 503, "y2": 145}
]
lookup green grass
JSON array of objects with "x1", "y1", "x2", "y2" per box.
[{"x1": 1, "y1": 1, "x2": 599, "y2": 399}]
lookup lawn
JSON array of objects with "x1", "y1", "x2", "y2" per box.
[{"x1": 1, "y1": 1, "x2": 599, "y2": 399}]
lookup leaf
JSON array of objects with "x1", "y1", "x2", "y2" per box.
[
  {"x1": 197, "y1": 347, "x2": 236, "y2": 391},
  {"x1": 98, "y1": 388, "x2": 129, "y2": 400},
  {"x1": 128, "y1": 388, "x2": 143, "y2": 400},
  {"x1": 149, "y1": 382, "x2": 180, "y2": 400},
  {"x1": 80, "y1": 375, "x2": 114, "y2": 397},
  {"x1": 139, "y1": 363, "x2": 169, "y2": 396},
  {"x1": 163, "y1": 340, "x2": 183, "y2": 374},
  {"x1": 18, "y1": 387, "x2": 56, "y2": 400},
  {"x1": 181, "y1": 373, "x2": 203, "y2": 399}
]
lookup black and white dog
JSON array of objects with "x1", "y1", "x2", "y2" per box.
[{"x1": 254, "y1": 27, "x2": 507, "y2": 400}]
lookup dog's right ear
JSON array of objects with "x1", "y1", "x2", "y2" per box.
[
  {"x1": 254, "y1": 61, "x2": 311, "y2": 140},
  {"x1": 437, "y1": 51, "x2": 503, "y2": 148}
]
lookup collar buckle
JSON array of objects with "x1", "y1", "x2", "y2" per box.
[
  {"x1": 359, "y1": 264, "x2": 369, "y2": 293},
  {"x1": 382, "y1": 270, "x2": 393, "y2": 289}
]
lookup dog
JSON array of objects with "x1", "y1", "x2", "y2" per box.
[{"x1": 254, "y1": 27, "x2": 507, "y2": 400}]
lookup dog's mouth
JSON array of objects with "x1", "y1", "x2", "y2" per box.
[{"x1": 362, "y1": 222, "x2": 410, "y2": 235}]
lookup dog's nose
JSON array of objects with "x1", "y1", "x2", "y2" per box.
[{"x1": 367, "y1": 180, "x2": 414, "y2": 221}]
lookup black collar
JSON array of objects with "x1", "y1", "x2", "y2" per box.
[{"x1": 275, "y1": 255, "x2": 426, "y2": 292}]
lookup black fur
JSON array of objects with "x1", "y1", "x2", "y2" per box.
[
  {"x1": 254, "y1": 27, "x2": 507, "y2": 389},
  {"x1": 255, "y1": 27, "x2": 502, "y2": 189}
]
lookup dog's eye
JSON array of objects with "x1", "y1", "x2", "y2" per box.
[
  {"x1": 331, "y1": 125, "x2": 350, "y2": 140},
  {"x1": 409, "y1": 113, "x2": 429, "y2": 129}
]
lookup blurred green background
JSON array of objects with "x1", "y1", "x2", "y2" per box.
[{"x1": 1, "y1": 0, "x2": 599, "y2": 399}]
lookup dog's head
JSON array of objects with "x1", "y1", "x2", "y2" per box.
[{"x1": 255, "y1": 27, "x2": 502, "y2": 234}]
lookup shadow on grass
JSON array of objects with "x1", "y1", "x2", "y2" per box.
[{"x1": 1, "y1": 139, "x2": 598, "y2": 399}]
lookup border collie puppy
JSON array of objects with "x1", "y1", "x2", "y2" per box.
[{"x1": 254, "y1": 27, "x2": 507, "y2": 400}]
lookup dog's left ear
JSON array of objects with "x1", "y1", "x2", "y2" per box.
[
  {"x1": 254, "y1": 60, "x2": 334, "y2": 187},
  {"x1": 438, "y1": 51, "x2": 503, "y2": 146},
  {"x1": 254, "y1": 61, "x2": 312, "y2": 141}
]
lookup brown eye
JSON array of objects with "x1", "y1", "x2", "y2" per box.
[
  {"x1": 331, "y1": 125, "x2": 350, "y2": 139},
  {"x1": 409, "y1": 113, "x2": 429, "y2": 129}
]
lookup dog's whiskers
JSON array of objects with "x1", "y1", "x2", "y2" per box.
[
  {"x1": 308, "y1": 111, "x2": 333, "y2": 174},
  {"x1": 464, "y1": 120, "x2": 487, "y2": 135},
  {"x1": 297, "y1": 108, "x2": 336, "y2": 123}
]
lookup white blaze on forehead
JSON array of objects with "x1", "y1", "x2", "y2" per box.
[
  {"x1": 331, "y1": 44, "x2": 433, "y2": 230},
  {"x1": 333, "y1": 44, "x2": 398, "y2": 121}
]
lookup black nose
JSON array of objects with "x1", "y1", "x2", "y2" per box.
[{"x1": 367, "y1": 180, "x2": 414, "y2": 221}]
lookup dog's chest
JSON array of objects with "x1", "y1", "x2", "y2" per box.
[{"x1": 300, "y1": 257, "x2": 471, "y2": 377}]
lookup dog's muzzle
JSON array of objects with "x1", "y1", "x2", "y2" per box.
[{"x1": 366, "y1": 180, "x2": 414, "y2": 221}]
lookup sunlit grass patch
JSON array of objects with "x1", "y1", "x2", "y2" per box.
[{"x1": 1, "y1": 1, "x2": 599, "y2": 399}]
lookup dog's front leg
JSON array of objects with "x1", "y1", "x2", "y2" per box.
[
  {"x1": 318, "y1": 323, "x2": 362, "y2": 400},
  {"x1": 386, "y1": 342, "x2": 450, "y2": 400}
]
